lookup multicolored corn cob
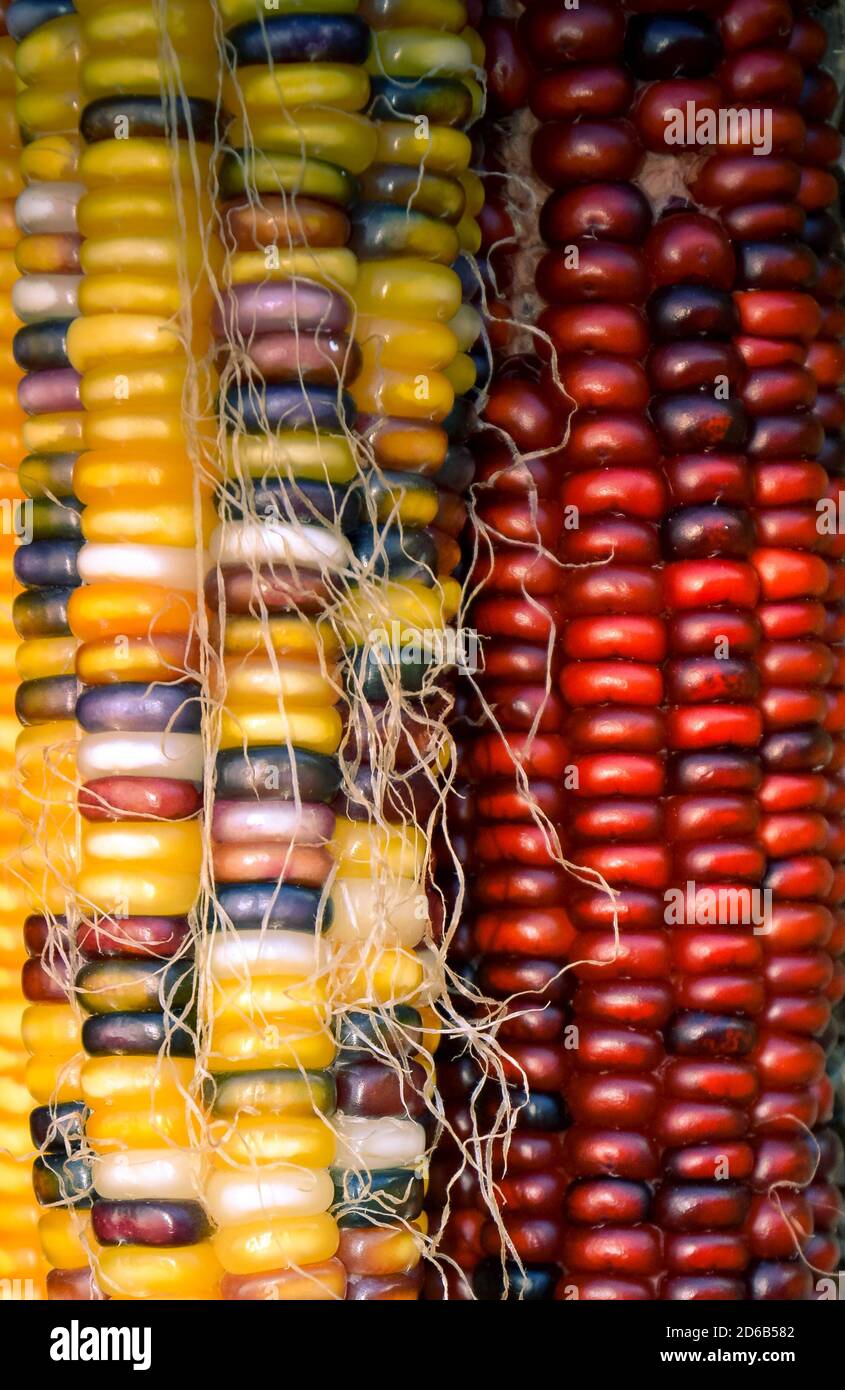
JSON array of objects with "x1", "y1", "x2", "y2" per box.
[
  {"x1": 0, "y1": 3, "x2": 45, "y2": 1295},
  {"x1": 10, "y1": 0, "x2": 92, "y2": 1300},
  {"x1": 203, "y1": 0, "x2": 374, "y2": 1302},
  {"x1": 66, "y1": 0, "x2": 218, "y2": 1300},
  {"x1": 331, "y1": 0, "x2": 484, "y2": 1300}
]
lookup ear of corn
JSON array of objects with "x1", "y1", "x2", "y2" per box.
[
  {"x1": 443, "y1": 0, "x2": 845, "y2": 1302},
  {"x1": 0, "y1": 4, "x2": 46, "y2": 1299},
  {"x1": 65, "y1": 0, "x2": 218, "y2": 1301},
  {"x1": 10, "y1": 0, "x2": 93, "y2": 1300},
  {"x1": 333, "y1": 0, "x2": 482, "y2": 1301},
  {"x1": 205, "y1": 0, "x2": 372, "y2": 1302}
]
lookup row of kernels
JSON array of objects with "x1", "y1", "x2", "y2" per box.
[
  {"x1": 206, "y1": 0, "x2": 371, "y2": 1302},
  {"x1": 66, "y1": 0, "x2": 218, "y2": 1301},
  {"x1": 0, "y1": 4, "x2": 44, "y2": 1290},
  {"x1": 332, "y1": 0, "x2": 482, "y2": 1298},
  {"x1": 9, "y1": 0, "x2": 90, "y2": 1300}
]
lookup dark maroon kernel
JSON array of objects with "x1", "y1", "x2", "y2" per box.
[
  {"x1": 624, "y1": 14, "x2": 722, "y2": 80},
  {"x1": 648, "y1": 341, "x2": 745, "y2": 394},
  {"x1": 662, "y1": 506, "x2": 755, "y2": 559},
  {"x1": 91, "y1": 1200, "x2": 213, "y2": 1246},
  {"x1": 651, "y1": 395, "x2": 748, "y2": 452},
  {"x1": 669, "y1": 751, "x2": 762, "y2": 794},
  {"x1": 735, "y1": 239, "x2": 818, "y2": 289},
  {"x1": 652, "y1": 1183, "x2": 752, "y2": 1231},
  {"x1": 648, "y1": 287, "x2": 740, "y2": 342},
  {"x1": 666, "y1": 1013, "x2": 757, "y2": 1058},
  {"x1": 665, "y1": 657, "x2": 760, "y2": 704}
]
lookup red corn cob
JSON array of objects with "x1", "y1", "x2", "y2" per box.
[
  {"x1": 459, "y1": 355, "x2": 573, "y2": 1299},
  {"x1": 690, "y1": 0, "x2": 842, "y2": 1300},
  {"x1": 440, "y1": 0, "x2": 845, "y2": 1302},
  {"x1": 790, "y1": 4, "x2": 845, "y2": 1285}
]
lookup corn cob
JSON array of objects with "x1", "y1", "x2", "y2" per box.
[
  {"x1": 638, "y1": 15, "x2": 763, "y2": 1297},
  {"x1": 204, "y1": 0, "x2": 376, "y2": 1303},
  {"x1": 0, "y1": 5, "x2": 45, "y2": 1296},
  {"x1": 451, "y1": 0, "x2": 845, "y2": 1302},
  {"x1": 689, "y1": 0, "x2": 843, "y2": 1300},
  {"x1": 456, "y1": 0, "x2": 650, "y2": 1301},
  {"x1": 462, "y1": 355, "x2": 575, "y2": 1303},
  {"x1": 430, "y1": 104, "x2": 577, "y2": 1292},
  {"x1": 331, "y1": 0, "x2": 484, "y2": 1300},
  {"x1": 0, "y1": 482, "x2": 44, "y2": 1298},
  {"x1": 9, "y1": 0, "x2": 94, "y2": 1300},
  {"x1": 66, "y1": 0, "x2": 219, "y2": 1301},
  {"x1": 424, "y1": 61, "x2": 547, "y2": 1294},
  {"x1": 793, "y1": 7, "x2": 845, "y2": 1280}
]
